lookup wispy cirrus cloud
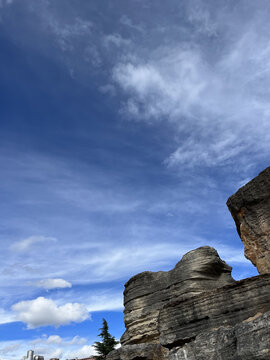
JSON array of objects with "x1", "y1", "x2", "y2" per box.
[
  {"x1": 113, "y1": 34, "x2": 270, "y2": 168},
  {"x1": 110, "y1": 2, "x2": 270, "y2": 170},
  {"x1": 4, "y1": 0, "x2": 270, "y2": 172},
  {"x1": 0, "y1": 2, "x2": 264, "y2": 351},
  {"x1": 0, "y1": 342, "x2": 20, "y2": 355},
  {"x1": 10, "y1": 235, "x2": 57, "y2": 252}
]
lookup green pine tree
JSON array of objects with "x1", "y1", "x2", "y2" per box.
[{"x1": 93, "y1": 318, "x2": 119, "y2": 359}]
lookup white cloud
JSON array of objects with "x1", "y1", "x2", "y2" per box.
[
  {"x1": 165, "y1": 133, "x2": 247, "y2": 168},
  {"x1": 10, "y1": 235, "x2": 57, "y2": 252},
  {"x1": 35, "y1": 278, "x2": 72, "y2": 290},
  {"x1": 0, "y1": 343, "x2": 20, "y2": 355},
  {"x1": 68, "y1": 336, "x2": 87, "y2": 346},
  {"x1": 12, "y1": 297, "x2": 89, "y2": 328},
  {"x1": 0, "y1": 1, "x2": 263, "y2": 322},
  {"x1": 86, "y1": 293, "x2": 123, "y2": 312},
  {"x1": 119, "y1": 15, "x2": 144, "y2": 33},
  {"x1": 47, "y1": 348, "x2": 63, "y2": 359},
  {"x1": 47, "y1": 335, "x2": 62, "y2": 344},
  {"x1": 44, "y1": 16, "x2": 93, "y2": 53},
  {"x1": 30, "y1": 335, "x2": 87, "y2": 346},
  {"x1": 67, "y1": 345, "x2": 97, "y2": 359},
  {"x1": 0, "y1": 336, "x2": 93, "y2": 360},
  {"x1": 187, "y1": 3, "x2": 217, "y2": 37},
  {"x1": 113, "y1": 47, "x2": 208, "y2": 121},
  {"x1": 103, "y1": 33, "x2": 131, "y2": 48},
  {"x1": 112, "y1": 15, "x2": 270, "y2": 169},
  {"x1": 0, "y1": 308, "x2": 16, "y2": 324}
]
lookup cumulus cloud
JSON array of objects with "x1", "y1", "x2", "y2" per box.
[
  {"x1": 12, "y1": 297, "x2": 89, "y2": 328},
  {"x1": 10, "y1": 235, "x2": 57, "y2": 252},
  {"x1": 35, "y1": 278, "x2": 72, "y2": 290}
]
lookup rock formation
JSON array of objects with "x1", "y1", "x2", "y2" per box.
[
  {"x1": 227, "y1": 166, "x2": 270, "y2": 274},
  {"x1": 107, "y1": 167, "x2": 270, "y2": 360},
  {"x1": 121, "y1": 246, "x2": 234, "y2": 346}
]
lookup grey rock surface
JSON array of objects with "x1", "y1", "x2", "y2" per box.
[
  {"x1": 227, "y1": 166, "x2": 270, "y2": 274},
  {"x1": 168, "y1": 311, "x2": 270, "y2": 360},
  {"x1": 159, "y1": 274, "x2": 270, "y2": 348},
  {"x1": 169, "y1": 327, "x2": 236, "y2": 360},
  {"x1": 121, "y1": 246, "x2": 234, "y2": 345},
  {"x1": 106, "y1": 344, "x2": 169, "y2": 360}
]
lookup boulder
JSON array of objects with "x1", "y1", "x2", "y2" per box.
[{"x1": 227, "y1": 166, "x2": 270, "y2": 274}]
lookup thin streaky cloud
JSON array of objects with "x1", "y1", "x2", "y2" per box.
[{"x1": 9, "y1": 236, "x2": 57, "y2": 252}]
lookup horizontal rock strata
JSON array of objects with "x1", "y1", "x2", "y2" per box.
[
  {"x1": 169, "y1": 310, "x2": 270, "y2": 360},
  {"x1": 111, "y1": 275, "x2": 270, "y2": 360},
  {"x1": 107, "y1": 344, "x2": 169, "y2": 360},
  {"x1": 227, "y1": 166, "x2": 270, "y2": 274},
  {"x1": 121, "y1": 246, "x2": 234, "y2": 345},
  {"x1": 159, "y1": 273, "x2": 270, "y2": 348}
]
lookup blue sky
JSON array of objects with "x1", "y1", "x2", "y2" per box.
[{"x1": 0, "y1": 0, "x2": 270, "y2": 358}]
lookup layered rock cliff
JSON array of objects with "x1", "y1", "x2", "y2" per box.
[
  {"x1": 121, "y1": 246, "x2": 234, "y2": 346},
  {"x1": 107, "y1": 168, "x2": 270, "y2": 360},
  {"x1": 227, "y1": 166, "x2": 270, "y2": 274}
]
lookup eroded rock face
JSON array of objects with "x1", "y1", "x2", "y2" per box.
[
  {"x1": 169, "y1": 310, "x2": 270, "y2": 360},
  {"x1": 227, "y1": 166, "x2": 270, "y2": 274},
  {"x1": 110, "y1": 273, "x2": 270, "y2": 360},
  {"x1": 159, "y1": 274, "x2": 270, "y2": 348},
  {"x1": 112, "y1": 273, "x2": 270, "y2": 360},
  {"x1": 121, "y1": 246, "x2": 234, "y2": 345},
  {"x1": 106, "y1": 344, "x2": 169, "y2": 360}
]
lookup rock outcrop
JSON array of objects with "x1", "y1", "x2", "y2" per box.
[
  {"x1": 121, "y1": 246, "x2": 234, "y2": 346},
  {"x1": 107, "y1": 344, "x2": 169, "y2": 360},
  {"x1": 159, "y1": 274, "x2": 270, "y2": 348},
  {"x1": 107, "y1": 167, "x2": 270, "y2": 360},
  {"x1": 169, "y1": 310, "x2": 270, "y2": 360},
  {"x1": 227, "y1": 166, "x2": 270, "y2": 274}
]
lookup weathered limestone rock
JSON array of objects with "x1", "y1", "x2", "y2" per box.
[
  {"x1": 107, "y1": 344, "x2": 169, "y2": 360},
  {"x1": 159, "y1": 273, "x2": 270, "y2": 348},
  {"x1": 169, "y1": 327, "x2": 236, "y2": 360},
  {"x1": 168, "y1": 311, "x2": 270, "y2": 360},
  {"x1": 227, "y1": 166, "x2": 270, "y2": 274},
  {"x1": 121, "y1": 246, "x2": 234, "y2": 345}
]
